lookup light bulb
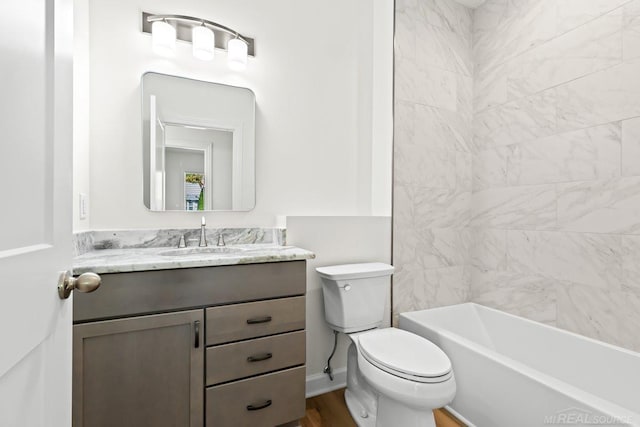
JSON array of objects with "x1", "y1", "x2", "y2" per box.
[
  {"x1": 227, "y1": 37, "x2": 248, "y2": 71},
  {"x1": 192, "y1": 25, "x2": 215, "y2": 61},
  {"x1": 151, "y1": 20, "x2": 176, "y2": 57}
]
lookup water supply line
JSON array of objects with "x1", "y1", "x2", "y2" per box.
[{"x1": 323, "y1": 330, "x2": 339, "y2": 381}]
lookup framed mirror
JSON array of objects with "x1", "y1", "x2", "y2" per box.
[{"x1": 142, "y1": 72, "x2": 256, "y2": 211}]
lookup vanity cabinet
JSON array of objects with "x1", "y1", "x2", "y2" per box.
[
  {"x1": 73, "y1": 261, "x2": 306, "y2": 427},
  {"x1": 205, "y1": 296, "x2": 305, "y2": 345},
  {"x1": 73, "y1": 310, "x2": 204, "y2": 427},
  {"x1": 207, "y1": 366, "x2": 305, "y2": 427},
  {"x1": 204, "y1": 297, "x2": 306, "y2": 427}
]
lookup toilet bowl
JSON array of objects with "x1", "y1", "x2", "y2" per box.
[
  {"x1": 346, "y1": 328, "x2": 456, "y2": 427},
  {"x1": 316, "y1": 263, "x2": 457, "y2": 427}
]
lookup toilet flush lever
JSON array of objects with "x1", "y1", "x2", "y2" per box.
[{"x1": 343, "y1": 284, "x2": 352, "y2": 291}]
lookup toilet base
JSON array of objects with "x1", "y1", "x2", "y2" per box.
[
  {"x1": 345, "y1": 343, "x2": 378, "y2": 427},
  {"x1": 377, "y1": 395, "x2": 436, "y2": 427},
  {"x1": 346, "y1": 388, "x2": 438, "y2": 427},
  {"x1": 345, "y1": 389, "x2": 376, "y2": 427}
]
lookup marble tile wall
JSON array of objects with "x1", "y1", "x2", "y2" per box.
[
  {"x1": 394, "y1": 0, "x2": 640, "y2": 351},
  {"x1": 393, "y1": 0, "x2": 474, "y2": 321},
  {"x1": 470, "y1": 0, "x2": 640, "y2": 351}
]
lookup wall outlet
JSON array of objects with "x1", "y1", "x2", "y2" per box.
[{"x1": 79, "y1": 193, "x2": 88, "y2": 220}]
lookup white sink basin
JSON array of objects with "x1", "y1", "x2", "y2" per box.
[{"x1": 159, "y1": 247, "x2": 246, "y2": 256}]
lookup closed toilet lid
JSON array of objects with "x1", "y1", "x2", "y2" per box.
[{"x1": 358, "y1": 329, "x2": 452, "y2": 380}]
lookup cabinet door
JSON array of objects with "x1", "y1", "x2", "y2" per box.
[{"x1": 73, "y1": 310, "x2": 204, "y2": 427}]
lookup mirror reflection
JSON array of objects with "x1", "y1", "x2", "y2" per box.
[{"x1": 142, "y1": 72, "x2": 256, "y2": 211}]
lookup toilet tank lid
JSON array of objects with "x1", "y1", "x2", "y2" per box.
[{"x1": 316, "y1": 263, "x2": 394, "y2": 280}]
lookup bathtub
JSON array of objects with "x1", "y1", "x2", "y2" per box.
[{"x1": 399, "y1": 303, "x2": 640, "y2": 427}]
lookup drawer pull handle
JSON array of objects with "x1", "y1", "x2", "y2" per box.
[
  {"x1": 194, "y1": 320, "x2": 200, "y2": 348},
  {"x1": 246, "y1": 399, "x2": 272, "y2": 411},
  {"x1": 247, "y1": 352, "x2": 273, "y2": 363},
  {"x1": 246, "y1": 316, "x2": 272, "y2": 325}
]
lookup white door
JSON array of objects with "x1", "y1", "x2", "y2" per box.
[{"x1": 0, "y1": 0, "x2": 74, "y2": 426}]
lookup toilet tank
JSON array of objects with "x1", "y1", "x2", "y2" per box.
[{"x1": 316, "y1": 263, "x2": 394, "y2": 333}]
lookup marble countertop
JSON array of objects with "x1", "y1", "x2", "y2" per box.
[{"x1": 73, "y1": 244, "x2": 315, "y2": 274}]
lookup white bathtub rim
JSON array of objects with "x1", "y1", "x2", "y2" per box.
[
  {"x1": 400, "y1": 304, "x2": 640, "y2": 426},
  {"x1": 418, "y1": 327, "x2": 638, "y2": 426},
  {"x1": 401, "y1": 302, "x2": 640, "y2": 359},
  {"x1": 472, "y1": 303, "x2": 639, "y2": 357}
]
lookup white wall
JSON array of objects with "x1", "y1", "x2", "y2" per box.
[
  {"x1": 73, "y1": 0, "x2": 393, "y2": 230},
  {"x1": 286, "y1": 216, "x2": 392, "y2": 397},
  {"x1": 210, "y1": 138, "x2": 233, "y2": 211},
  {"x1": 371, "y1": 0, "x2": 395, "y2": 216},
  {"x1": 73, "y1": 0, "x2": 90, "y2": 230},
  {"x1": 72, "y1": 0, "x2": 394, "y2": 395}
]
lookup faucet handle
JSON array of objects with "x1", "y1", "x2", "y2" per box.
[
  {"x1": 217, "y1": 234, "x2": 226, "y2": 247},
  {"x1": 177, "y1": 235, "x2": 186, "y2": 248}
]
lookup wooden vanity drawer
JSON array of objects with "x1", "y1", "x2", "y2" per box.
[
  {"x1": 206, "y1": 296, "x2": 305, "y2": 345},
  {"x1": 205, "y1": 366, "x2": 305, "y2": 427},
  {"x1": 206, "y1": 331, "x2": 305, "y2": 385},
  {"x1": 74, "y1": 261, "x2": 306, "y2": 322}
]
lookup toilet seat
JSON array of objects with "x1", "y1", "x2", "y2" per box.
[
  {"x1": 347, "y1": 328, "x2": 456, "y2": 411},
  {"x1": 358, "y1": 328, "x2": 452, "y2": 383}
]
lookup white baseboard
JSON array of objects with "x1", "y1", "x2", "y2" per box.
[{"x1": 305, "y1": 367, "x2": 347, "y2": 398}]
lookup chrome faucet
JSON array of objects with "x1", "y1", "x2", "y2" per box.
[
  {"x1": 199, "y1": 216, "x2": 208, "y2": 247},
  {"x1": 217, "y1": 233, "x2": 226, "y2": 247}
]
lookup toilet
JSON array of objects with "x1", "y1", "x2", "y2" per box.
[{"x1": 316, "y1": 263, "x2": 456, "y2": 427}]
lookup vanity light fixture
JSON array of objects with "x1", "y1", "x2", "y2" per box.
[
  {"x1": 151, "y1": 19, "x2": 176, "y2": 57},
  {"x1": 227, "y1": 36, "x2": 248, "y2": 71},
  {"x1": 143, "y1": 12, "x2": 255, "y2": 70},
  {"x1": 192, "y1": 23, "x2": 215, "y2": 61}
]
